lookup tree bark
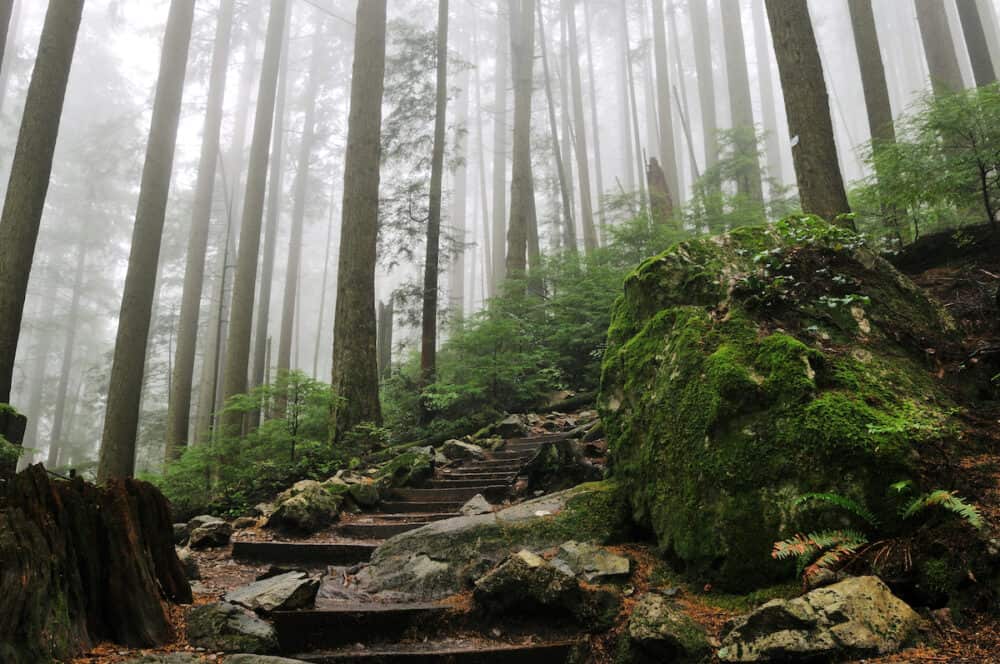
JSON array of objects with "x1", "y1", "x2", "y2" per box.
[
  {"x1": 377, "y1": 299, "x2": 394, "y2": 381},
  {"x1": 688, "y1": 0, "x2": 717, "y2": 171},
  {"x1": 765, "y1": 0, "x2": 852, "y2": 226},
  {"x1": 956, "y1": 0, "x2": 996, "y2": 86},
  {"x1": 329, "y1": 0, "x2": 387, "y2": 443},
  {"x1": 619, "y1": 2, "x2": 636, "y2": 193},
  {"x1": 99, "y1": 0, "x2": 195, "y2": 481},
  {"x1": 975, "y1": 0, "x2": 1000, "y2": 75},
  {"x1": 220, "y1": 0, "x2": 287, "y2": 438},
  {"x1": 449, "y1": 21, "x2": 470, "y2": 319},
  {"x1": 0, "y1": 0, "x2": 13, "y2": 94},
  {"x1": 312, "y1": 179, "x2": 337, "y2": 380},
  {"x1": 507, "y1": 0, "x2": 535, "y2": 279},
  {"x1": 651, "y1": 0, "x2": 680, "y2": 213},
  {"x1": 47, "y1": 239, "x2": 87, "y2": 469},
  {"x1": 0, "y1": 0, "x2": 18, "y2": 116},
  {"x1": 647, "y1": 157, "x2": 673, "y2": 226},
  {"x1": 915, "y1": 0, "x2": 965, "y2": 95},
  {"x1": 473, "y1": 20, "x2": 494, "y2": 295},
  {"x1": 751, "y1": 0, "x2": 786, "y2": 190},
  {"x1": 0, "y1": 0, "x2": 84, "y2": 406},
  {"x1": 848, "y1": 0, "x2": 896, "y2": 145},
  {"x1": 166, "y1": 0, "x2": 235, "y2": 463},
  {"x1": 563, "y1": 0, "x2": 597, "y2": 252},
  {"x1": 582, "y1": 0, "x2": 607, "y2": 240},
  {"x1": 721, "y1": 0, "x2": 764, "y2": 203},
  {"x1": 491, "y1": 0, "x2": 509, "y2": 293},
  {"x1": 622, "y1": 2, "x2": 648, "y2": 211}
]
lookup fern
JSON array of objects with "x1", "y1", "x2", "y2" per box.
[
  {"x1": 795, "y1": 492, "x2": 879, "y2": 527},
  {"x1": 773, "y1": 529, "x2": 869, "y2": 583},
  {"x1": 902, "y1": 490, "x2": 984, "y2": 530}
]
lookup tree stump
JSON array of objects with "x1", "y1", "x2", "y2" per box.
[
  {"x1": 0, "y1": 464, "x2": 192, "y2": 663},
  {"x1": 0, "y1": 407, "x2": 26, "y2": 481}
]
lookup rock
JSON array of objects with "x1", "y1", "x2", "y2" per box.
[
  {"x1": 232, "y1": 516, "x2": 258, "y2": 530},
  {"x1": 496, "y1": 414, "x2": 529, "y2": 438},
  {"x1": 187, "y1": 514, "x2": 224, "y2": 531},
  {"x1": 253, "y1": 503, "x2": 275, "y2": 518},
  {"x1": 187, "y1": 602, "x2": 278, "y2": 653},
  {"x1": 189, "y1": 520, "x2": 233, "y2": 549},
  {"x1": 357, "y1": 481, "x2": 629, "y2": 600},
  {"x1": 173, "y1": 522, "x2": 189, "y2": 545},
  {"x1": 375, "y1": 448, "x2": 434, "y2": 489},
  {"x1": 599, "y1": 218, "x2": 959, "y2": 590},
  {"x1": 553, "y1": 540, "x2": 630, "y2": 582},
  {"x1": 224, "y1": 656, "x2": 311, "y2": 664},
  {"x1": 225, "y1": 571, "x2": 320, "y2": 613},
  {"x1": 717, "y1": 576, "x2": 922, "y2": 662},
  {"x1": 621, "y1": 592, "x2": 711, "y2": 663},
  {"x1": 460, "y1": 493, "x2": 492, "y2": 516},
  {"x1": 265, "y1": 480, "x2": 342, "y2": 534},
  {"x1": 347, "y1": 480, "x2": 380, "y2": 507},
  {"x1": 176, "y1": 546, "x2": 201, "y2": 580},
  {"x1": 520, "y1": 438, "x2": 602, "y2": 495},
  {"x1": 441, "y1": 439, "x2": 486, "y2": 460},
  {"x1": 123, "y1": 655, "x2": 202, "y2": 664}
]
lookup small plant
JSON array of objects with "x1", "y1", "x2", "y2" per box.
[{"x1": 772, "y1": 482, "x2": 983, "y2": 585}]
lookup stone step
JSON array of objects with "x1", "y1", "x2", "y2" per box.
[
  {"x1": 231, "y1": 541, "x2": 377, "y2": 565},
  {"x1": 336, "y1": 521, "x2": 427, "y2": 539},
  {"x1": 273, "y1": 602, "x2": 451, "y2": 651},
  {"x1": 291, "y1": 640, "x2": 582, "y2": 663},
  {"x1": 390, "y1": 485, "x2": 508, "y2": 503},
  {"x1": 380, "y1": 500, "x2": 465, "y2": 513},
  {"x1": 428, "y1": 477, "x2": 513, "y2": 488}
]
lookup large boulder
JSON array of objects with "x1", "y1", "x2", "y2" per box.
[
  {"x1": 186, "y1": 602, "x2": 278, "y2": 654},
  {"x1": 519, "y1": 438, "x2": 603, "y2": 495},
  {"x1": 225, "y1": 571, "x2": 320, "y2": 613},
  {"x1": 599, "y1": 217, "x2": 958, "y2": 590},
  {"x1": 441, "y1": 439, "x2": 486, "y2": 461},
  {"x1": 621, "y1": 592, "x2": 711, "y2": 663},
  {"x1": 717, "y1": 576, "x2": 922, "y2": 662},
  {"x1": 375, "y1": 447, "x2": 434, "y2": 489},
  {"x1": 189, "y1": 520, "x2": 232, "y2": 549},
  {"x1": 265, "y1": 480, "x2": 342, "y2": 534},
  {"x1": 357, "y1": 482, "x2": 630, "y2": 600},
  {"x1": 552, "y1": 540, "x2": 630, "y2": 582},
  {"x1": 495, "y1": 414, "x2": 529, "y2": 438}
]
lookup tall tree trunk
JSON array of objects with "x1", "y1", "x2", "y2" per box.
[
  {"x1": 766, "y1": 0, "x2": 852, "y2": 226},
  {"x1": 915, "y1": 0, "x2": 965, "y2": 94},
  {"x1": 651, "y1": 0, "x2": 680, "y2": 214},
  {"x1": 507, "y1": 0, "x2": 535, "y2": 278},
  {"x1": 449, "y1": 22, "x2": 469, "y2": 320},
  {"x1": 537, "y1": 0, "x2": 576, "y2": 252},
  {"x1": 377, "y1": 299, "x2": 394, "y2": 381},
  {"x1": 956, "y1": 0, "x2": 997, "y2": 86},
  {"x1": 420, "y1": 0, "x2": 449, "y2": 386},
  {"x1": 312, "y1": 179, "x2": 337, "y2": 380},
  {"x1": 473, "y1": 20, "x2": 494, "y2": 295},
  {"x1": 329, "y1": 0, "x2": 387, "y2": 443},
  {"x1": 751, "y1": 0, "x2": 786, "y2": 191},
  {"x1": 848, "y1": 0, "x2": 896, "y2": 145},
  {"x1": 166, "y1": 0, "x2": 235, "y2": 463},
  {"x1": 0, "y1": 0, "x2": 84, "y2": 407},
  {"x1": 619, "y1": 2, "x2": 636, "y2": 193},
  {"x1": 559, "y1": 10, "x2": 576, "y2": 232},
  {"x1": 220, "y1": 0, "x2": 287, "y2": 437},
  {"x1": 975, "y1": 0, "x2": 1000, "y2": 75},
  {"x1": 669, "y1": 1, "x2": 697, "y2": 186},
  {"x1": 0, "y1": 0, "x2": 13, "y2": 97},
  {"x1": 99, "y1": 0, "x2": 195, "y2": 481},
  {"x1": 582, "y1": 0, "x2": 607, "y2": 240},
  {"x1": 491, "y1": 0, "x2": 509, "y2": 293},
  {"x1": 278, "y1": 26, "x2": 324, "y2": 378},
  {"x1": 689, "y1": 0, "x2": 717, "y2": 171},
  {"x1": 22, "y1": 304, "x2": 54, "y2": 457},
  {"x1": 47, "y1": 238, "x2": 87, "y2": 468},
  {"x1": 721, "y1": 0, "x2": 764, "y2": 203},
  {"x1": 563, "y1": 0, "x2": 597, "y2": 252},
  {"x1": 622, "y1": 2, "x2": 648, "y2": 211}
]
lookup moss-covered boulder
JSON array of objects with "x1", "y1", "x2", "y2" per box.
[
  {"x1": 265, "y1": 480, "x2": 343, "y2": 535},
  {"x1": 599, "y1": 217, "x2": 958, "y2": 591}
]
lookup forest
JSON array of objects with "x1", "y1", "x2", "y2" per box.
[{"x1": 2, "y1": 0, "x2": 1000, "y2": 662}]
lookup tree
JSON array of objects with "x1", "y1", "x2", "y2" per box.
[
  {"x1": 507, "y1": 0, "x2": 535, "y2": 278},
  {"x1": 721, "y1": 0, "x2": 764, "y2": 203},
  {"x1": 420, "y1": 0, "x2": 450, "y2": 386},
  {"x1": 219, "y1": 0, "x2": 288, "y2": 437},
  {"x1": 47, "y1": 238, "x2": 87, "y2": 468},
  {"x1": 651, "y1": 0, "x2": 680, "y2": 213},
  {"x1": 0, "y1": 0, "x2": 84, "y2": 409},
  {"x1": 166, "y1": 0, "x2": 235, "y2": 463},
  {"x1": 0, "y1": 1, "x2": 13, "y2": 87},
  {"x1": 99, "y1": 0, "x2": 196, "y2": 481},
  {"x1": 955, "y1": 0, "x2": 996, "y2": 87},
  {"x1": 563, "y1": 0, "x2": 598, "y2": 251},
  {"x1": 582, "y1": 1, "x2": 607, "y2": 238},
  {"x1": 449, "y1": 21, "x2": 470, "y2": 318},
  {"x1": 0, "y1": 0, "x2": 18, "y2": 115},
  {"x1": 915, "y1": 0, "x2": 965, "y2": 95},
  {"x1": 491, "y1": 0, "x2": 509, "y2": 292},
  {"x1": 848, "y1": 0, "x2": 896, "y2": 146},
  {"x1": 689, "y1": 0, "x2": 717, "y2": 171},
  {"x1": 765, "y1": 0, "x2": 852, "y2": 226},
  {"x1": 751, "y1": 0, "x2": 787, "y2": 190},
  {"x1": 329, "y1": 0, "x2": 388, "y2": 443}
]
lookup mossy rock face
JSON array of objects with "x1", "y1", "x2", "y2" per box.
[{"x1": 599, "y1": 217, "x2": 958, "y2": 591}]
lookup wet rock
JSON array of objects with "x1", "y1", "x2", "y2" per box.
[
  {"x1": 187, "y1": 514, "x2": 224, "y2": 531},
  {"x1": 225, "y1": 571, "x2": 320, "y2": 613},
  {"x1": 442, "y1": 439, "x2": 486, "y2": 460},
  {"x1": 375, "y1": 448, "x2": 434, "y2": 489},
  {"x1": 173, "y1": 523, "x2": 189, "y2": 545},
  {"x1": 189, "y1": 520, "x2": 232, "y2": 549},
  {"x1": 176, "y1": 546, "x2": 201, "y2": 580},
  {"x1": 717, "y1": 576, "x2": 922, "y2": 662},
  {"x1": 252, "y1": 503, "x2": 275, "y2": 518},
  {"x1": 622, "y1": 592, "x2": 710, "y2": 663},
  {"x1": 232, "y1": 516, "x2": 258, "y2": 530},
  {"x1": 186, "y1": 602, "x2": 278, "y2": 653},
  {"x1": 553, "y1": 540, "x2": 630, "y2": 582},
  {"x1": 460, "y1": 493, "x2": 492, "y2": 516},
  {"x1": 347, "y1": 480, "x2": 380, "y2": 507},
  {"x1": 496, "y1": 414, "x2": 529, "y2": 438},
  {"x1": 224, "y1": 656, "x2": 311, "y2": 664},
  {"x1": 520, "y1": 438, "x2": 602, "y2": 495},
  {"x1": 265, "y1": 480, "x2": 342, "y2": 534}
]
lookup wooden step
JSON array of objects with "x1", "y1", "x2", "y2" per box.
[
  {"x1": 454, "y1": 459, "x2": 525, "y2": 470},
  {"x1": 337, "y1": 521, "x2": 427, "y2": 539},
  {"x1": 231, "y1": 541, "x2": 377, "y2": 565},
  {"x1": 380, "y1": 500, "x2": 465, "y2": 513},
  {"x1": 437, "y1": 470, "x2": 518, "y2": 480},
  {"x1": 370, "y1": 512, "x2": 459, "y2": 522},
  {"x1": 390, "y1": 486, "x2": 508, "y2": 502},
  {"x1": 291, "y1": 639, "x2": 582, "y2": 663},
  {"x1": 428, "y1": 477, "x2": 513, "y2": 488},
  {"x1": 273, "y1": 602, "x2": 451, "y2": 651}
]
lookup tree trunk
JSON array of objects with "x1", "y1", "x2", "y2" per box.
[
  {"x1": 647, "y1": 157, "x2": 673, "y2": 226},
  {"x1": 21, "y1": 314, "x2": 53, "y2": 456},
  {"x1": 956, "y1": 0, "x2": 996, "y2": 86},
  {"x1": 377, "y1": 299, "x2": 394, "y2": 381},
  {"x1": 975, "y1": 0, "x2": 1000, "y2": 75},
  {"x1": 491, "y1": 0, "x2": 509, "y2": 293},
  {"x1": 619, "y1": 2, "x2": 636, "y2": 193},
  {"x1": 622, "y1": 1, "x2": 648, "y2": 211},
  {"x1": 766, "y1": 0, "x2": 852, "y2": 226},
  {"x1": 99, "y1": 0, "x2": 195, "y2": 481},
  {"x1": 329, "y1": 0, "x2": 387, "y2": 443},
  {"x1": 915, "y1": 0, "x2": 965, "y2": 95},
  {"x1": 563, "y1": 0, "x2": 597, "y2": 252},
  {"x1": 669, "y1": 1, "x2": 697, "y2": 186},
  {"x1": 507, "y1": 0, "x2": 535, "y2": 279},
  {"x1": 848, "y1": 0, "x2": 896, "y2": 145},
  {"x1": 473, "y1": 20, "x2": 494, "y2": 296},
  {"x1": 166, "y1": 0, "x2": 235, "y2": 463},
  {"x1": 689, "y1": 0, "x2": 717, "y2": 171},
  {"x1": 278, "y1": 26, "x2": 324, "y2": 379},
  {"x1": 559, "y1": 9, "x2": 576, "y2": 233},
  {"x1": 721, "y1": 0, "x2": 764, "y2": 203},
  {"x1": 220, "y1": 0, "x2": 288, "y2": 438},
  {"x1": 0, "y1": 0, "x2": 13, "y2": 95},
  {"x1": 449, "y1": 22, "x2": 469, "y2": 320},
  {"x1": 582, "y1": 0, "x2": 607, "y2": 240},
  {"x1": 651, "y1": 0, "x2": 680, "y2": 214},
  {"x1": 0, "y1": 0, "x2": 84, "y2": 406},
  {"x1": 312, "y1": 180, "x2": 337, "y2": 380},
  {"x1": 47, "y1": 239, "x2": 87, "y2": 469},
  {"x1": 751, "y1": 0, "x2": 786, "y2": 190}
]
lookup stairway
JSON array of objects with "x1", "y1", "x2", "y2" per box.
[{"x1": 230, "y1": 434, "x2": 583, "y2": 662}]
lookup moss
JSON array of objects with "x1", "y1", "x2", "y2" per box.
[
  {"x1": 501, "y1": 481, "x2": 631, "y2": 546},
  {"x1": 375, "y1": 449, "x2": 433, "y2": 488}
]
